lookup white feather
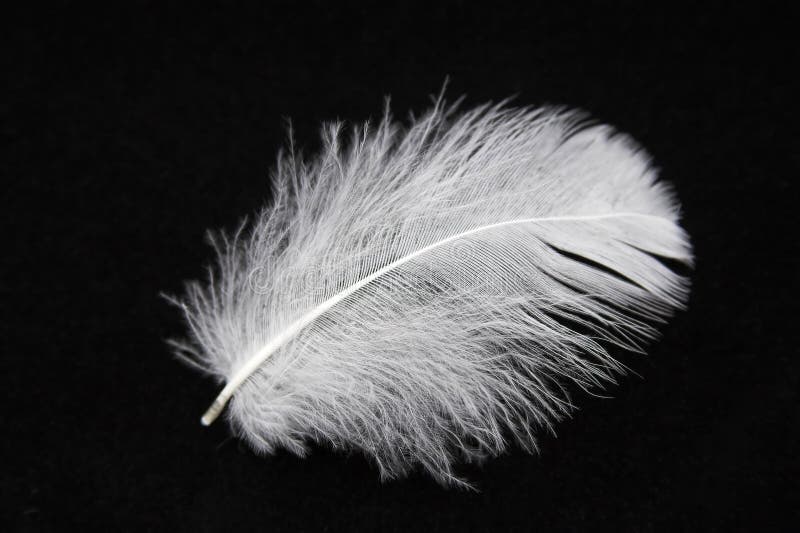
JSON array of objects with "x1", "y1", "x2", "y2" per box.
[{"x1": 170, "y1": 97, "x2": 692, "y2": 486}]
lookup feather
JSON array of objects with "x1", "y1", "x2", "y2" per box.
[{"x1": 169, "y1": 96, "x2": 692, "y2": 486}]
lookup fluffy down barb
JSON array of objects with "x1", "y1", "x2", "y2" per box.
[{"x1": 170, "y1": 97, "x2": 693, "y2": 487}]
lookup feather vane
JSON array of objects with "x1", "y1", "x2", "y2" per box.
[{"x1": 171, "y1": 98, "x2": 692, "y2": 486}]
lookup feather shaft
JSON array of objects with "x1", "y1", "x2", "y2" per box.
[{"x1": 201, "y1": 211, "x2": 683, "y2": 425}]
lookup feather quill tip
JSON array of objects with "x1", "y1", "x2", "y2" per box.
[{"x1": 200, "y1": 397, "x2": 226, "y2": 426}]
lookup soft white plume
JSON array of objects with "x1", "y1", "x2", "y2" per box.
[{"x1": 170, "y1": 97, "x2": 692, "y2": 486}]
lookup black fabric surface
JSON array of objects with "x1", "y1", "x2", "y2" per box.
[{"x1": 3, "y1": 3, "x2": 797, "y2": 531}]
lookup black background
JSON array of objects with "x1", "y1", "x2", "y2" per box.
[{"x1": 3, "y1": 2, "x2": 798, "y2": 531}]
